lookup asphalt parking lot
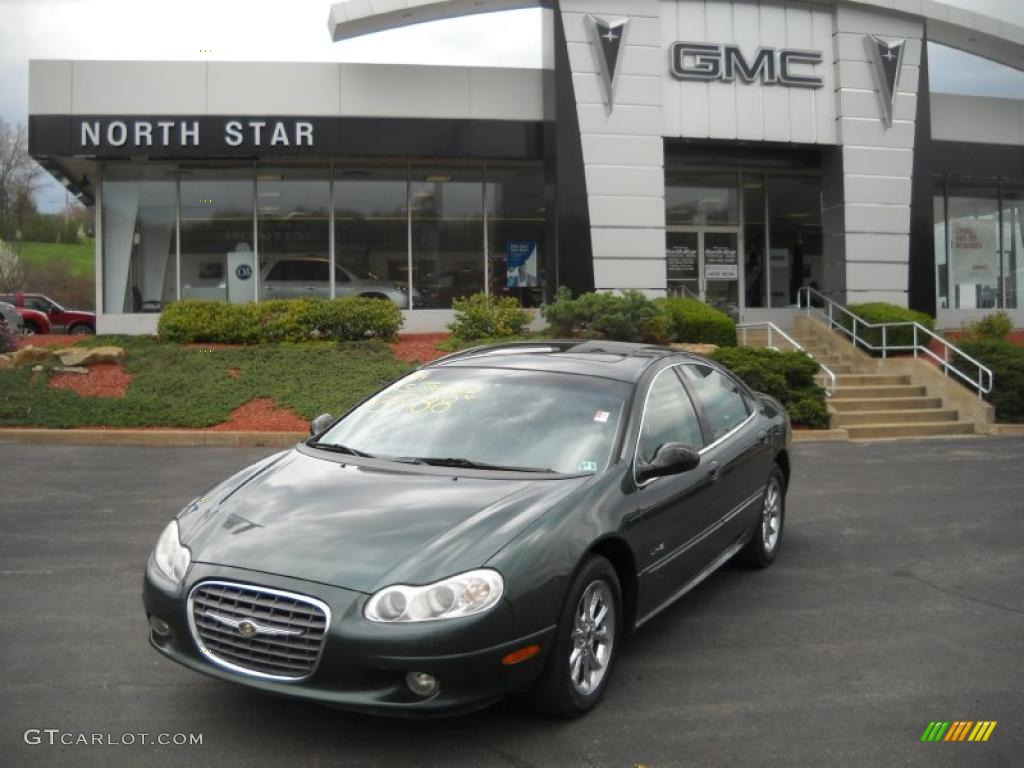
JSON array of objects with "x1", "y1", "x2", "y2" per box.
[{"x1": 2, "y1": 438, "x2": 1022, "y2": 767}]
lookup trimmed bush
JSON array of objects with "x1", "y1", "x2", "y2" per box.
[
  {"x1": 157, "y1": 298, "x2": 402, "y2": 344},
  {"x1": 655, "y1": 297, "x2": 737, "y2": 347},
  {"x1": 957, "y1": 338, "x2": 1024, "y2": 423},
  {"x1": 963, "y1": 311, "x2": 1013, "y2": 341},
  {"x1": 448, "y1": 293, "x2": 533, "y2": 340},
  {"x1": 838, "y1": 302, "x2": 934, "y2": 350},
  {"x1": 542, "y1": 288, "x2": 671, "y2": 344},
  {"x1": 710, "y1": 346, "x2": 829, "y2": 429}
]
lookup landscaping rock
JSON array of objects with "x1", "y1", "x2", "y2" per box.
[
  {"x1": 12, "y1": 346, "x2": 53, "y2": 367},
  {"x1": 53, "y1": 366, "x2": 90, "y2": 375},
  {"x1": 670, "y1": 343, "x2": 720, "y2": 355},
  {"x1": 54, "y1": 346, "x2": 125, "y2": 367},
  {"x1": 0, "y1": 354, "x2": 11, "y2": 370}
]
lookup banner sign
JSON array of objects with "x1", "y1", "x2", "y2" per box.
[
  {"x1": 506, "y1": 241, "x2": 539, "y2": 288},
  {"x1": 950, "y1": 218, "x2": 996, "y2": 283}
]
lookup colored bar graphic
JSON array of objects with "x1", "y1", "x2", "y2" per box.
[{"x1": 921, "y1": 720, "x2": 996, "y2": 742}]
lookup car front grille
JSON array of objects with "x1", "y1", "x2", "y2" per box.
[{"x1": 188, "y1": 581, "x2": 330, "y2": 681}]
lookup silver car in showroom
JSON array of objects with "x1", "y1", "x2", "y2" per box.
[{"x1": 260, "y1": 257, "x2": 414, "y2": 308}]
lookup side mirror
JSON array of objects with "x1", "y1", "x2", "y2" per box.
[
  {"x1": 309, "y1": 413, "x2": 334, "y2": 436},
  {"x1": 636, "y1": 442, "x2": 701, "y2": 484}
]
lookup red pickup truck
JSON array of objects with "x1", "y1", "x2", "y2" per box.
[{"x1": 0, "y1": 292, "x2": 95, "y2": 335}]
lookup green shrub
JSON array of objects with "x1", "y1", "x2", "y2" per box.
[
  {"x1": 542, "y1": 287, "x2": 671, "y2": 344},
  {"x1": 963, "y1": 311, "x2": 1013, "y2": 341},
  {"x1": 157, "y1": 298, "x2": 402, "y2": 344},
  {"x1": 838, "y1": 302, "x2": 934, "y2": 350},
  {"x1": 655, "y1": 297, "x2": 737, "y2": 347},
  {"x1": 448, "y1": 293, "x2": 533, "y2": 340},
  {"x1": 710, "y1": 346, "x2": 829, "y2": 429},
  {"x1": 957, "y1": 338, "x2": 1024, "y2": 423}
]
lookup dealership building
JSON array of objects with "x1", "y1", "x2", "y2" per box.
[{"x1": 27, "y1": 0, "x2": 1024, "y2": 333}]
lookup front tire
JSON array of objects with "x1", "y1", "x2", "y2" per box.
[
  {"x1": 69, "y1": 324, "x2": 94, "y2": 335},
  {"x1": 522, "y1": 555, "x2": 621, "y2": 718},
  {"x1": 22, "y1": 320, "x2": 39, "y2": 335},
  {"x1": 740, "y1": 465, "x2": 786, "y2": 568}
]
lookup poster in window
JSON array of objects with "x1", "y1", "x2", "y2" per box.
[
  {"x1": 666, "y1": 245, "x2": 698, "y2": 280},
  {"x1": 704, "y1": 244, "x2": 738, "y2": 279},
  {"x1": 507, "y1": 241, "x2": 539, "y2": 288},
  {"x1": 950, "y1": 218, "x2": 997, "y2": 284}
]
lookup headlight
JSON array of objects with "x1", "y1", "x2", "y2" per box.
[
  {"x1": 364, "y1": 569, "x2": 504, "y2": 623},
  {"x1": 394, "y1": 283, "x2": 408, "y2": 293},
  {"x1": 152, "y1": 520, "x2": 191, "y2": 585}
]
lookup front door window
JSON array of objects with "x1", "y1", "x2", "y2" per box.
[{"x1": 666, "y1": 229, "x2": 742, "y2": 320}]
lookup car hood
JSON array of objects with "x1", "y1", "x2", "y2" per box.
[{"x1": 177, "y1": 447, "x2": 587, "y2": 593}]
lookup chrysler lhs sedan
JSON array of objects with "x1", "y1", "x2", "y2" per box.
[{"x1": 143, "y1": 341, "x2": 791, "y2": 717}]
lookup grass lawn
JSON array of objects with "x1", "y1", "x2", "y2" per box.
[
  {"x1": 0, "y1": 336, "x2": 413, "y2": 429},
  {"x1": 18, "y1": 239, "x2": 95, "y2": 278}
]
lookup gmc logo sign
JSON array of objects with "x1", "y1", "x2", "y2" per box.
[{"x1": 670, "y1": 42, "x2": 824, "y2": 88}]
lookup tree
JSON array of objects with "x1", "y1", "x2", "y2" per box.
[
  {"x1": 0, "y1": 119, "x2": 42, "y2": 239},
  {"x1": 0, "y1": 238, "x2": 25, "y2": 293}
]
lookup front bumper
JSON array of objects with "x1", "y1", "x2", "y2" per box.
[{"x1": 143, "y1": 562, "x2": 554, "y2": 717}]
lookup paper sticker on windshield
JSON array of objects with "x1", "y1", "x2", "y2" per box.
[
  {"x1": 578, "y1": 460, "x2": 598, "y2": 473},
  {"x1": 594, "y1": 411, "x2": 610, "y2": 423}
]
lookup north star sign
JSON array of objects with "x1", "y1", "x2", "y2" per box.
[
  {"x1": 77, "y1": 118, "x2": 315, "y2": 150},
  {"x1": 671, "y1": 42, "x2": 824, "y2": 88}
]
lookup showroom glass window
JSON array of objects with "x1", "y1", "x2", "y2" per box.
[
  {"x1": 101, "y1": 164, "x2": 177, "y2": 313},
  {"x1": 1001, "y1": 188, "x2": 1022, "y2": 310},
  {"x1": 485, "y1": 165, "x2": 547, "y2": 307},
  {"x1": 665, "y1": 171, "x2": 738, "y2": 226},
  {"x1": 257, "y1": 168, "x2": 330, "y2": 300},
  {"x1": 334, "y1": 166, "x2": 410, "y2": 306},
  {"x1": 766, "y1": 175, "x2": 823, "y2": 308},
  {"x1": 742, "y1": 174, "x2": 767, "y2": 308},
  {"x1": 942, "y1": 184, "x2": 1001, "y2": 309},
  {"x1": 411, "y1": 167, "x2": 484, "y2": 308},
  {"x1": 179, "y1": 168, "x2": 255, "y2": 303}
]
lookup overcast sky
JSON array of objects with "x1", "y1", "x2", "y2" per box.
[{"x1": 1, "y1": 0, "x2": 1023, "y2": 210}]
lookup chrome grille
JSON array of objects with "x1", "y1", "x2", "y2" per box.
[{"x1": 188, "y1": 581, "x2": 330, "y2": 681}]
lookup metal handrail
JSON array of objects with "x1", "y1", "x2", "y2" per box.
[
  {"x1": 797, "y1": 286, "x2": 993, "y2": 399},
  {"x1": 737, "y1": 321, "x2": 837, "y2": 398}
]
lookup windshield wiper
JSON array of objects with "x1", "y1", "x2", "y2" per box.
[
  {"x1": 397, "y1": 457, "x2": 556, "y2": 473},
  {"x1": 307, "y1": 441, "x2": 376, "y2": 458}
]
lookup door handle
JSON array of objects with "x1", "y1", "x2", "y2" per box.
[{"x1": 707, "y1": 460, "x2": 721, "y2": 482}]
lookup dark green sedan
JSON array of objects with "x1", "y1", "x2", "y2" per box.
[{"x1": 143, "y1": 340, "x2": 791, "y2": 717}]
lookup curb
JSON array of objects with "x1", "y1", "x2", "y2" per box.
[
  {"x1": 0, "y1": 428, "x2": 305, "y2": 448},
  {"x1": 987, "y1": 424, "x2": 1024, "y2": 436},
  {"x1": 792, "y1": 429, "x2": 849, "y2": 442}
]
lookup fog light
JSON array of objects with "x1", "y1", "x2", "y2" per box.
[
  {"x1": 405, "y1": 671, "x2": 439, "y2": 698},
  {"x1": 149, "y1": 616, "x2": 171, "y2": 637}
]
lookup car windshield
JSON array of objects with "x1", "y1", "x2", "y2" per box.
[{"x1": 317, "y1": 367, "x2": 632, "y2": 474}]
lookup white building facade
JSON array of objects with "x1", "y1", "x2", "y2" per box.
[{"x1": 27, "y1": 0, "x2": 1024, "y2": 332}]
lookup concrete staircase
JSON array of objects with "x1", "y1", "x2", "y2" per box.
[{"x1": 785, "y1": 323, "x2": 983, "y2": 440}]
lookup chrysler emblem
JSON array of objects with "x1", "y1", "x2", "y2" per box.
[{"x1": 205, "y1": 611, "x2": 304, "y2": 638}]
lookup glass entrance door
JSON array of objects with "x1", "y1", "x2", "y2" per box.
[{"x1": 666, "y1": 228, "x2": 742, "y2": 320}]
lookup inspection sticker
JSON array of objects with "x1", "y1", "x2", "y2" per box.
[
  {"x1": 578, "y1": 460, "x2": 599, "y2": 473},
  {"x1": 594, "y1": 411, "x2": 610, "y2": 423}
]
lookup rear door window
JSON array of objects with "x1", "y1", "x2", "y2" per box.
[{"x1": 679, "y1": 365, "x2": 751, "y2": 441}]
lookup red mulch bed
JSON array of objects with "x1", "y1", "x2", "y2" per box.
[
  {"x1": 209, "y1": 398, "x2": 308, "y2": 432},
  {"x1": 16, "y1": 334, "x2": 85, "y2": 350},
  {"x1": 390, "y1": 333, "x2": 449, "y2": 363},
  {"x1": 48, "y1": 363, "x2": 133, "y2": 398}
]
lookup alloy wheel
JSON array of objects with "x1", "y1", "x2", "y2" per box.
[
  {"x1": 762, "y1": 477, "x2": 782, "y2": 553},
  {"x1": 568, "y1": 579, "x2": 615, "y2": 696}
]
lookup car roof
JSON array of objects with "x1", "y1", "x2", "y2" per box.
[{"x1": 427, "y1": 341, "x2": 706, "y2": 383}]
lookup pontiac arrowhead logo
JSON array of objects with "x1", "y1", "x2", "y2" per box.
[
  {"x1": 867, "y1": 35, "x2": 905, "y2": 128},
  {"x1": 585, "y1": 15, "x2": 630, "y2": 111}
]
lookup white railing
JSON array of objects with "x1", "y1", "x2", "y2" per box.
[
  {"x1": 797, "y1": 286, "x2": 993, "y2": 399},
  {"x1": 737, "y1": 321, "x2": 837, "y2": 398}
]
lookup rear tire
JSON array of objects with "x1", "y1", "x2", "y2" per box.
[
  {"x1": 740, "y1": 465, "x2": 786, "y2": 568},
  {"x1": 521, "y1": 555, "x2": 621, "y2": 718},
  {"x1": 23, "y1": 320, "x2": 39, "y2": 335}
]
